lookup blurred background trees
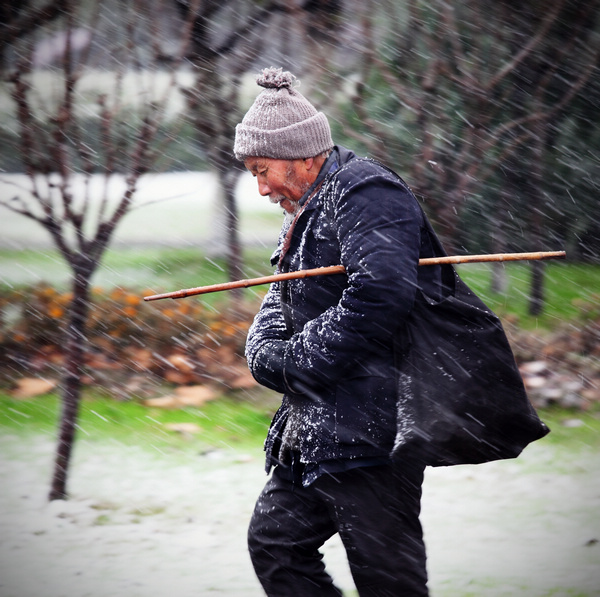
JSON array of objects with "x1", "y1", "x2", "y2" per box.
[
  {"x1": 2, "y1": 0, "x2": 599, "y2": 263},
  {"x1": 0, "y1": 0, "x2": 599, "y2": 499},
  {"x1": 301, "y1": 0, "x2": 600, "y2": 311}
]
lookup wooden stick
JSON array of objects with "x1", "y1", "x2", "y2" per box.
[{"x1": 143, "y1": 250, "x2": 566, "y2": 301}]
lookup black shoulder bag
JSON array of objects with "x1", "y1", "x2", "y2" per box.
[{"x1": 392, "y1": 212, "x2": 550, "y2": 467}]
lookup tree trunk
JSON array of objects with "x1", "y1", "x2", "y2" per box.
[
  {"x1": 222, "y1": 169, "x2": 242, "y2": 281},
  {"x1": 220, "y1": 167, "x2": 243, "y2": 301},
  {"x1": 529, "y1": 260, "x2": 545, "y2": 317},
  {"x1": 528, "y1": 109, "x2": 547, "y2": 316},
  {"x1": 434, "y1": 187, "x2": 462, "y2": 254},
  {"x1": 48, "y1": 271, "x2": 91, "y2": 501},
  {"x1": 491, "y1": 193, "x2": 508, "y2": 294},
  {"x1": 491, "y1": 262, "x2": 508, "y2": 296}
]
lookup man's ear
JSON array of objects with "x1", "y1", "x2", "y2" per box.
[{"x1": 303, "y1": 157, "x2": 314, "y2": 171}]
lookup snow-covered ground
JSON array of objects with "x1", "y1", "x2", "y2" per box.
[{"x1": 1, "y1": 429, "x2": 599, "y2": 597}]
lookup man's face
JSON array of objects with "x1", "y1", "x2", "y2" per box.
[{"x1": 244, "y1": 157, "x2": 311, "y2": 214}]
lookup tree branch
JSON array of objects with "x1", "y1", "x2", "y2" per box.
[
  {"x1": 0, "y1": 195, "x2": 42, "y2": 221},
  {"x1": 2, "y1": 1, "x2": 68, "y2": 46},
  {"x1": 485, "y1": 0, "x2": 567, "y2": 92}
]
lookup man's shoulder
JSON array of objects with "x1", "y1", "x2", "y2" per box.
[
  {"x1": 332, "y1": 147, "x2": 405, "y2": 189},
  {"x1": 336, "y1": 146, "x2": 399, "y2": 179}
]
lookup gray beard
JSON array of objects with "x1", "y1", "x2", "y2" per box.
[{"x1": 283, "y1": 209, "x2": 296, "y2": 225}]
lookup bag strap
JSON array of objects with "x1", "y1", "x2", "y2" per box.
[
  {"x1": 416, "y1": 204, "x2": 457, "y2": 296},
  {"x1": 365, "y1": 157, "x2": 457, "y2": 296}
]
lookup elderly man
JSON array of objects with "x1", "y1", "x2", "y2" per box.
[{"x1": 234, "y1": 67, "x2": 434, "y2": 597}]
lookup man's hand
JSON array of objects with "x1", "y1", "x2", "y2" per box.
[{"x1": 250, "y1": 340, "x2": 287, "y2": 393}]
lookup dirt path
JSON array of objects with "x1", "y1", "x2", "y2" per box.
[{"x1": 1, "y1": 430, "x2": 599, "y2": 597}]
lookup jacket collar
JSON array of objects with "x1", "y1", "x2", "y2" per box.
[{"x1": 298, "y1": 146, "x2": 355, "y2": 211}]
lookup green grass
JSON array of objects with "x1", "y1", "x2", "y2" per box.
[
  {"x1": 1, "y1": 247, "x2": 598, "y2": 329},
  {"x1": 97, "y1": 246, "x2": 276, "y2": 306},
  {"x1": 2, "y1": 389, "x2": 599, "y2": 461},
  {"x1": 0, "y1": 389, "x2": 274, "y2": 456},
  {"x1": 533, "y1": 404, "x2": 600, "y2": 460},
  {"x1": 456, "y1": 261, "x2": 599, "y2": 329},
  {"x1": 0, "y1": 246, "x2": 274, "y2": 298}
]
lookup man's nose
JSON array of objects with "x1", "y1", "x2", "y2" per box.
[{"x1": 257, "y1": 180, "x2": 271, "y2": 196}]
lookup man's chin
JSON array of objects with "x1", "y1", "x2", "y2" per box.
[
  {"x1": 282, "y1": 200, "x2": 301, "y2": 214},
  {"x1": 271, "y1": 196, "x2": 300, "y2": 215}
]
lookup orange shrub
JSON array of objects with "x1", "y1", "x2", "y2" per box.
[{"x1": 0, "y1": 284, "x2": 259, "y2": 387}]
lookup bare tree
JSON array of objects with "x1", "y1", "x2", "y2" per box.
[
  {"x1": 316, "y1": 0, "x2": 599, "y2": 255},
  {"x1": 301, "y1": 0, "x2": 599, "y2": 317},
  {"x1": 0, "y1": 0, "x2": 355, "y2": 499},
  {"x1": 495, "y1": 0, "x2": 600, "y2": 314},
  {"x1": 172, "y1": 0, "x2": 261, "y2": 287},
  {"x1": 0, "y1": 0, "x2": 194, "y2": 500},
  {"x1": 171, "y1": 1, "x2": 312, "y2": 287}
]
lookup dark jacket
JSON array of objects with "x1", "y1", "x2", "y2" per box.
[{"x1": 245, "y1": 147, "x2": 443, "y2": 475}]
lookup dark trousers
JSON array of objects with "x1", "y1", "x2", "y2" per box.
[{"x1": 248, "y1": 461, "x2": 428, "y2": 597}]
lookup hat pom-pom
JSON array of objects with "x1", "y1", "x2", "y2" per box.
[{"x1": 256, "y1": 67, "x2": 296, "y2": 90}]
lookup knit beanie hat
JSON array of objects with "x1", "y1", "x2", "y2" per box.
[{"x1": 234, "y1": 67, "x2": 333, "y2": 161}]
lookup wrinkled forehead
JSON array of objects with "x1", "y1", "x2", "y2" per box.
[
  {"x1": 243, "y1": 156, "x2": 264, "y2": 172},
  {"x1": 244, "y1": 156, "x2": 286, "y2": 172}
]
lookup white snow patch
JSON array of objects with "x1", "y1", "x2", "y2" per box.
[{"x1": 1, "y1": 432, "x2": 599, "y2": 596}]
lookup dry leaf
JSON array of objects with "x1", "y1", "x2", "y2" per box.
[
  {"x1": 164, "y1": 422, "x2": 203, "y2": 435},
  {"x1": 12, "y1": 378, "x2": 58, "y2": 399}
]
